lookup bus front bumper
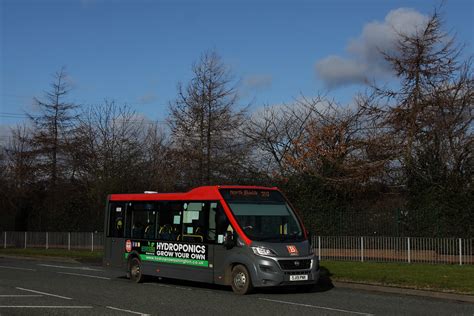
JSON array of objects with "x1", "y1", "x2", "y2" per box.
[{"x1": 252, "y1": 255, "x2": 320, "y2": 287}]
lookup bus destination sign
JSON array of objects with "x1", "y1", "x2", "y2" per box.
[
  {"x1": 228, "y1": 190, "x2": 270, "y2": 198},
  {"x1": 221, "y1": 189, "x2": 284, "y2": 203}
]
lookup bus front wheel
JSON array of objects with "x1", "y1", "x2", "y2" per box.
[
  {"x1": 129, "y1": 257, "x2": 144, "y2": 283},
  {"x1": 231, "y1": 264, "x2": 253, "y2": 295}
]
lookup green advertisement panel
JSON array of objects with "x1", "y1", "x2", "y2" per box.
[{"x1": 124, "y1": 240, "x2": 209, "y2": 267}]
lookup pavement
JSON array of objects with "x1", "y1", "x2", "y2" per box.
[{"x1": 0, "y1": 256, "x2": 473, "y2": 315}]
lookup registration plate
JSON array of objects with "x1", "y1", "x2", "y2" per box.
[{"x1": 289, "y1": 275, "x2": 308, "y2": 281}]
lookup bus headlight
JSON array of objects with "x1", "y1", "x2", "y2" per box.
[{"x1": 251, "y1": 246, "x2": 277, "y2": 257}]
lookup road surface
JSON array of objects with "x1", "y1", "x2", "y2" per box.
[{"x1": 0, "y1": 257, "x2": 472, "y2": 315}]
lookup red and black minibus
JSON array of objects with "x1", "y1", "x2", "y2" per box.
[{"x1": 104, "y1": 185, "x2": 319, "y2": 294}]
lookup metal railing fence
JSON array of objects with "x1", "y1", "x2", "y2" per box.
[
  {"x1": 312, "y1": 236, "x2": 473, "y2": 265},
  {"x1": 0, "y1": 231, "x2": 103, "y2": 252},
  {"x1": 1, "y1": 232, "x2": 472, "y2": 265}
]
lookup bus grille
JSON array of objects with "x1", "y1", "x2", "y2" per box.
[{"x1": 278, "y1": 259, "x2": 311, "y2": 270}]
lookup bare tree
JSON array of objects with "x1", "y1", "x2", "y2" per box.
[
  {"x1": 244, "y1": 99, "x2": 316, "y2": 176},
  {"x1": 369, "y1": 11, "x2": 473, "y2": 186},
  {"x1": 67, "y1": 101, "x2": 151, "y2": 227},
  {"x1": 141, "y1": 123, "x2": 177, "y2": 192},
  {"x1": 6, "y1": 125, "x2": 36, "y2": 190},
  {"x1": 280, "y1": 97, "x2": 391, "y2": 185},
  {"x1": 2, "y1": 125, "x2": 39, "y2": 229},
  {"x1": 363, "y1": 10, "x2": 473, "y2": 236},
  {"x1": 0, "y1": 142, "x2": 13, "y2": 230},
  {"x1": 76, "y1": 102, "x2": 144, "y2": 181},
  {"x1": 169, "y1": 51, "x2": 247, "y2": 186},
  {"x1": 29, "y1": 67, "x2": 78, "y2": 186}
]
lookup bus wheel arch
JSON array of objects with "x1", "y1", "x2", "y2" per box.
[
  {"x1": 128, "y1": 254, "x2": 144, "y2": 283},
  {"x1": 126, "y1": 253, "x2": 138, "y2": 277},
  {"x1": 225, "y1": 261, "x2": 258, "y2": 286},
  {"x1": 224, "y1": 263, "x2": 235, "y2": 285},
  {"x1": 230, "y1": 264, "x2": 254, "y2": 295},
  {"x1": 225, "y1": 262, "x2": 244, "y2": 285}
]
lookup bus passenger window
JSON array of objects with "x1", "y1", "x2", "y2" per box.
[
  {"x1": 108, "y1": 203, "x2": 125, "y2": 238},
  {"x1": 182, "y1": 202, "x2": 212, "y2": 243},
  {"x1": 157, "y1": 202, "x2": 182, "y2": 241},
  {"x1": 130, "y1": 203, "x2": 157, "y2": 239}
]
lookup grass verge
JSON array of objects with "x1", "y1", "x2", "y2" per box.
[
  {"x1": 0, "y1": 248, "x2": 103, "y2": 262},
  {"x1": 322, "y1": 260, "x2": 474, "y2": 295}
]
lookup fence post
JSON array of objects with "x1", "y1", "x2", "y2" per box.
[
  {"x1": 68, "y1": 232, "x2": 71, "y2": 251},
  {"x1": 24, "y1": 232, "x2": 27, "y2": 249},
  {"x1": 46, "y1": 232, "x2": 48, "y2": 250},
  {"x1": 459, "y1": 238, "x2": 462, "y2": 266},
  {"x1": 318, "y1": 236, "x2": 321, "y2": 261},
  {"x1": 91, "y1": 232, "x2": 94, "y2": 252},
  {"x1": 407, "y1": 237, "x2": 411, "y2": 263},
  {"x1": 361, "y1": 236, "x2": 364, "y2": 262},
  {"x1": 3, "y1": 232, "x2": 6, "y2": 249}
]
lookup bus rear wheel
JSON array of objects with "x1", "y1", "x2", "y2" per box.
[
  {"x1": 231, "y1": 264, "x2": 253, "y2": 295},
  {"x1": 129, "y1": 257, "x2": 144, "y2": 283}
]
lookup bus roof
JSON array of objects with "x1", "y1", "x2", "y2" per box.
[{"x1": 108, "y1": 185, "x2": 279, "y2": 201}]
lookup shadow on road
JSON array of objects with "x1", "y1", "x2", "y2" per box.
[
  {"x1": 317, "y1": 266, "x2": 334, "y2": 290},
  {"x1": 258, "y1": 266, "x2": 334, "y2": 295},
  {"x1": 145, "y1": 275, "x2": 233, "y2": 293},
  {"x1": 117, "y1": 266, "x2": 334, "y2": 295}
]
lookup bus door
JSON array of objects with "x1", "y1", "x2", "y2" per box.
[
  {"x1": 147, "y1": 202, "x2": 213, "y2": 283},
  {"x1": 209, "y1": 202, "x2": 234, "y2": 285},
  {"x1": 105, "y1": 202, "x2": 127, "y2": 267}
]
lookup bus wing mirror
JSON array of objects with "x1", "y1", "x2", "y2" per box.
[{"x1": 223, "y1": 230, "x2": 235, "y2": 249}]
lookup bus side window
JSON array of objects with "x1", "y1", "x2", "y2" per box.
[
  {"x1": 157, "y1": 202, "x2": 182, "y2": 241},
  {"x1": 130, "y1": 203, "x2": 157, "y2": 240},
  {"x1": 182, "y1": 202, "x2": 205, "y2": 243},
  {"x1": 108, "y1": 202, "x2": 125, "y2": 238}
]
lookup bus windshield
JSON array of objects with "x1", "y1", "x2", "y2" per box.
[{"x1": 220, "y1": 189, "x2": 303, "y2": 242}]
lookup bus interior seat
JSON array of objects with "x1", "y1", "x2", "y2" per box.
[
  {"x1": 193, "y1": 218, "x2": 206, "y2": 240},
  {"x1": 159, "y1": 224, "x2": 177, "y2": 240},
  {"x1": 144, "y1": 223, "x2": 155, "y2": 239},
  {"x1": 132, "y1": 223, "x2": 144, "y2": 239}
]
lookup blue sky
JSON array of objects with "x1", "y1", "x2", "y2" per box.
[{"x1": 1, "y1": 0, "x2": 473, "y2": 138}]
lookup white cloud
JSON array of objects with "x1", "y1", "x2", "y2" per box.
[
  {"x1": 243, "y1": 74, "x2": 273, "y2": 90},
  {"x1": 316, "y1": 56, "x2": 368, "y2": 88},
  {"x1": 315, "y1": 8, "x2": 430, "y2": 88},
  {"x1": 137, "y1": 93, "x2": 158, "y2": 105}
]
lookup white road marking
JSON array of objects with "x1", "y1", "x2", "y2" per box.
[
  {"x1": 106, "y1": 306, "x2": 150, "y2": 315},
  {"x1": 0, "y1": 306, "x2": 92, "y2": 309},
  {"x1": 144, "y1": 283, "x2": 172, "y2": 288},
  {"x1": 174, "y1": 286, "x2": 192, "y2": 291},
  {"x1": 38, "y1": 264, "x2": 103, "y2": 271},
  {"x1": 258, "y1": 298, "x2": 374, "y2": 316},
  {"x1": 16, "y1": 287, "x2": 72, "y2": 300},
  {"x1": 0, "y1": 265, "x2": 36, "y2": 271},
  {"x1": 0, "y1": 295, "x2": 42, "y2": 297},
  {"x1": 57, "y1": 272, "x2": 111, "y2": 280}
]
